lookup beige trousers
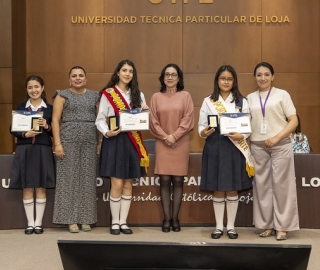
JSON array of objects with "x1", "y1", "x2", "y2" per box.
[{"x1": 251, "y1": 138, "x2": 300, "y2": 231}]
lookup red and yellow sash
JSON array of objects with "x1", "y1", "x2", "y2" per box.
[{"x1": 102, "y1": 87, "x2": 149, "y2": 172}]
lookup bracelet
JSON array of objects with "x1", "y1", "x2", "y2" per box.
[{"x1": 55, "y1": 142, "x2": 62, "y2": 146}]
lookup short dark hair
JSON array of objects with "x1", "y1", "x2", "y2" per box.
[
  {"x1": 69, "y1": 66, "x2": 86, "y2": 76},
  {"x1": 159, "y1": 63, "x2": 184, "y2": 93},
  {"x1": 210, "y1": 65, "x2": 243, "y2": 103},
  {"x1": 25, "y1": 75, "x2": 47, "y2": 103},
  {"x1": 253, "y1": 62, "x2": 274, "y2": 76}
]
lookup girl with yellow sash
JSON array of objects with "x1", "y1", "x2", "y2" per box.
[
  {"x1": 198, "y1": 65, "x2": 253, "y2": 240},
  {"x1": 95, "y1": 60, "x2": 149, "y2": 235}
]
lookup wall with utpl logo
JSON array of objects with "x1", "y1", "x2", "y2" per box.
[{"x1": 0, "y1": 0, "x2": 319, "y2": 154}]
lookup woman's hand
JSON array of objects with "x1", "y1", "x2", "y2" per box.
[
  {"x1": 38, "y1": 118, "x2": 48, "y2": 130},
  {"x1": 201, "y1": 126, "x2": 215, "y2": 138},
  {"x1": 265, "y1": 136, "x2": 280, "y2": 148},
  {"x1": 97, "y1": 142, "x2": 102, "y2": 155},
  {"x1": 226, "y1": 132, "x2": 244, "y2": 141},
  {"x1": 164, "y1": 134, "x2": 174, "y2": 145},
  {"x1": 106, "y1": 127, "x2": 122, "y2": 137},
  {"x1": 55, "y1": 144, "x2": 65, "y2": 159},
  {"x1": 25, "y1": 129, "x2": 42, "y2": 138},
  {"x1": 164, "y1": 135, "x2": 178, "y2": 148},
  {"x1": 140, "y1": 104, "x2": 149, "y2": 111}
]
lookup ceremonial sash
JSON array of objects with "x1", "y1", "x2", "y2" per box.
[
  {"x1": 102, "y1": 87, "x2": 149, "y2": 172},
  {"x1": 204, "y1": 97, "x2": 255, "y2": 177}
]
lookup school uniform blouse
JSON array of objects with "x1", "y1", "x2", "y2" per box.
[
  {"x1": 95, "y1": 85, "x2": 146, "y2": 137},
  {"x1": 198, "y1": 93, "x2": 250, "y2": 139},
  {"x1": 10, "y1": 99, "x2": 53, "y2": 146}
]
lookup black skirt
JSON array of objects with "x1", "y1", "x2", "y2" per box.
[
  {"x1": 9, "y1": 144, "x2": 56, "y2": 189},
  {"x1": 200, "y1": 132, "x2": 252, "y2": 192},
  {"x1": 99, "y1": 132, "x2": 146, "y2": 179}
]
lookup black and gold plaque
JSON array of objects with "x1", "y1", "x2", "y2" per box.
[
  {"x1": 108, "y1": 116, "x2": 119, "y2": 131},
  {"x1": 207, "y1": 115, "x2": 218, "y2": 129},
  {"x1": 31, "y1": 117, "x2": 43, "y2": 132}
]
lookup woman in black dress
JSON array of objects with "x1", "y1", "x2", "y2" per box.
[{"x1": 9, "y1": 75, "x2": 55, "y2": 234}]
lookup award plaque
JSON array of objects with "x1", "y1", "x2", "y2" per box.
[
  {"x1": 31, "y1": 117, "x2": 43, "y2": 132},
  {"x1": 207, "y1": 115, "x2": 218, "y2": 129},
  {"x1": 219, "y1": 113, "x2": 252, "y2": 135},
  {"x1": 108, "y1": 116, "x2": 119, "y2": 131}
]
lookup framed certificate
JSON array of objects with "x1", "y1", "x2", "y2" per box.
[
  {"x1": 219, "y1": 113, "x2": 251, "y2": 135},
  {"x1": 11, "y1": 110, "x2": 44, "y2": 132},
  {"x1": 207, "y1": 115, "x2": 218, "y2": 129},
  {"x1": 119, "y1": 109, "x2": 150, "y2": 132}
]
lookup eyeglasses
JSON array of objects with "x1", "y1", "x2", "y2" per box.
[
  {"x1": 165, "y1": 73, "x2": 178, "y2": 78},
  {"x1": 219, "y1": 77, "x2": 234, "y2": 83}
]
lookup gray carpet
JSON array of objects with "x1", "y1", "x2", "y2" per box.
[{"x1": 0, "y1": 227, "x2": 318, "y2": 269}]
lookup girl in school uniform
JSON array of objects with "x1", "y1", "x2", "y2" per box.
[
  {"x1": 9, "y1": 75, "x2": 55, "y2": 234},
  {"x1": 199, "y1": 65, "x2": 253, "y2": 239},
  {"x1": 96, "y1": 59, "x2": 149, "y2": 235}
]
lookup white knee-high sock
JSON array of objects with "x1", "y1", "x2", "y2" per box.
[
  {"x1": 119, "y1": 195, "x2": 132, "y2": 228},
  {"x1": 23, "y1": 198, "x2": 34, "y2": 227},
  {"x1": 226, "y1": 195, "x2": 239, "y2": 231},
  {"x1": 213, "y1": 197, "x2": 225, "y2": 231},
  {"x1": 35, "y1": 198, "x2": 46, "y2": 227},
  {"x1": 110, "y1": 196, "x2": 121, "y2": 228}
]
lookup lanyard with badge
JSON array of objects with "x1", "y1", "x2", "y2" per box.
[{"x1": 259, "y1": 87, "x2": 272, "y2": 134}]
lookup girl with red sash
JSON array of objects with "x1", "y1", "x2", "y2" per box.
[{"x1": 96, "y1": 60, "x2": 149, "y2": 235}]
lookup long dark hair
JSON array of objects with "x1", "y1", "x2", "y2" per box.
[
  {"x1": 210, "y1": 65, "x2": 243, "y2": 103},
  {"x1": 253, "y1": 62, "x2": 274, "y2": 76},
  {"x1": 159, "y1": 63, "x2": 184, "y2": 93},
  {"x1": 103, "y1": 59, "x2": 141, "y2": 109},
  {"x1": 295, "y1": 114, "x2": 301, "y2": 133},
  {"x1": 25, "y1": 75, "x2": 47, "y2": 103}
]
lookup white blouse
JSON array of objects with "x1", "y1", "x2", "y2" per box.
[
  {"x1": 198, "y1": 93, "x2": 249, "y2": 138},
  {"x1": 95, "y1": 85, "x2": 146, "y2": 137}
]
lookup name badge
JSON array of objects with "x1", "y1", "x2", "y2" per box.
[{"x1": 260, "y1": 123, "x2": 268, "y2": 134}]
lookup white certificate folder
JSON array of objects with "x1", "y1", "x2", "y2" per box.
[
  {"x1": 219, "y1": 113, "x2": 251, "y2": 135},
  {"x1": 11, "y1": 110, "x2": 43, "y2": 132},
  {"x1": 119, "y1": 109, "x2": 150, "y2": 131}
]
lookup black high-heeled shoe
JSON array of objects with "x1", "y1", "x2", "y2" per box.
[
  {"x1": 172, "y1": 220, "x2": 181, "y2": 232},
  {"x1": 162, "y1": 220, "x2": 171, "y2": 233}
]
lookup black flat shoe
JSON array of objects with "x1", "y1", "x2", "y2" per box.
[
  {"x1": 211, "y1": 229, "x2": 223, "y2": 239},
  {"x1": 120, "y1": 224, "x2": 133, "y2": 234},
  {"x1": 162, "y1": 220, "x2": 171, "y2": 233},
  {"x1": 227, "y1": 229, "x2": 238, "y2": 239},
  {"x1": 24, "y1": 226, "x2": 34, "y2": 235},
  {"x1": 172, "y1": 220, "x2": 181, "y2": 232},
  {"x1": 110, "y1": 223, "x2": 120, "y2": 235},
  {"x1": 34, "y1": 226, "x2": 44, "y2": 234}
]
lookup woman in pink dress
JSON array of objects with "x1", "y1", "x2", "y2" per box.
[{"x1": 150, "y1": 63, "x2": 194, "y2": 233}]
